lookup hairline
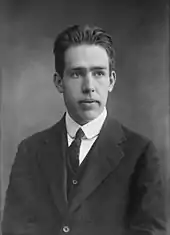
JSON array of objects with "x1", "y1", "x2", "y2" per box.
[{"x1": 53, "y1": 25, "x2": 115, "y2": 76}]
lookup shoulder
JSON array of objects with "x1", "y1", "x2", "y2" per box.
[
  {"x1": 121, "y1": 124, "x2": 151, "y2": 145},
  {"x1": 18, "y1": 115, "x2": 65, "y2": 151},
  {"x1": 107, "y1": 115, "x2": 151, "y2": 144},
  {"x1": 109, "y1": 116, "x2": 155, "y2": 152},
  {"x1": 112, "y1": 121, "x2": 161, "y2": 180},
  {"x1": 119, "y1": 122, "x2": 157, "y2": 160}
]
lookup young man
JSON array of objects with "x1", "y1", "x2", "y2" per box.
[{"x1": 2, "y1": 25, "x2": 166, "y2": 235}]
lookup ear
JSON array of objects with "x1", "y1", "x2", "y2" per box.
[
  {"x1": 53, "y1": 72, "x2": 64, "y2": 93},
  {"x1": 108, "y1": 70, "x2": 116, "y2": 92}
]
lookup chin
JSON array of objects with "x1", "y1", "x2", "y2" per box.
[{"x1": 79, "y1": 111, "x2": 100, "y2": 124}]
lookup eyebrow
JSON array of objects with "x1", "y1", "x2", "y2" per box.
[{"x1": 69, "y1": 66, "x2": 107, "y2": 71}]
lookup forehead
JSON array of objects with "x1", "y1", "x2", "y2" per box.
[{"x1": 64, "y1": 44, "x2": 109, "y2": 70}]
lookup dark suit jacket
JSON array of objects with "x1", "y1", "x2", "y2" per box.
[{"x1": 2, "y1": 113, "x2": 166, "y2": 235}]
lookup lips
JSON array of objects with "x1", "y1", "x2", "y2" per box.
[{"x1": 79, "y1": 99, "x2": 98, "y2": 104}]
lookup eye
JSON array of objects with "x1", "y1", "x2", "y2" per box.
[
  {"x1": 93, "y1": 71, "x2": 105, "y2": 77},
  {"x1": 70, "y1": 71, "x2": 81, "y2": 78}
]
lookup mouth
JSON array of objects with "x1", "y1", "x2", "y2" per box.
[{"x1": 79, "y1": 99, "x2": 99, "y2": 104}]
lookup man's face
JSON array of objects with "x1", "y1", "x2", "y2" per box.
[{"x1": 55, "y1": 44, "x2": 115, "y2": 125}]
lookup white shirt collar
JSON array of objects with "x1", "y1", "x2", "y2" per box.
[{"x1": 65, "y1": 107, "x2": 107, "y2": 139}]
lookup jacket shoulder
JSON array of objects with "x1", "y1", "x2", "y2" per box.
[
  {"x1": 122, "y1": 124, "x2": 150, "y2": 142},
  {"x1": 120, "y1": 122, "x2": 152, "y2": 150},
  {"x1": 19, "y1": 118, "x2": 64, "y2": 150}
]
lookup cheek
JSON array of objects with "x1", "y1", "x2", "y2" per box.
[
  {"x1": 98, "y1": 88, "x2": 109, "y2": 104},
  {"x1": 63, "y1": 91, "x2": 76, "y2": 112},
  {"x1": 65, "y1": 80, "x2": 81, "y2": 93},
  {"x1": 97, "y1": 82, "x2": 109, "y2": 96},
  {"x1": 97, "y1": 77, "x2": 110, "y2": 88},
  {"x1": 63, "y1": 83, "x2": 80, "y2": 103}
]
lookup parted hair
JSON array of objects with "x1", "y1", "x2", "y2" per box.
[{"x1": 53, "y1": 25, "x2": 115, "y2": 76}]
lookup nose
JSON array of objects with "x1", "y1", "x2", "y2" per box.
[{"x1": 82, "y1": 74, "x2": 95, "y2": 94}]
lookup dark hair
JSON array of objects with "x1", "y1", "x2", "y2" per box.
[{"x1": 53, "y1": 25, "x2": 115, "y2": 77}]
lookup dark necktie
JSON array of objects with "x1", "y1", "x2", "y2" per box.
[{"x1": 68, "y1": 128, "x2": 85, "y2": 174}]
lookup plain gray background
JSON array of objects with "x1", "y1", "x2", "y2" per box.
[{"x1": 0, "y1": 0, "x2": 169, "y2": 231}]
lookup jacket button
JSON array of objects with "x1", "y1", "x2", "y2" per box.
[
  {"x1": 62, "y1": 226, "x2": 70, "y2": 233},
  {"x1": 72, "y1": 179, "x2": 78, "y2": 185}
]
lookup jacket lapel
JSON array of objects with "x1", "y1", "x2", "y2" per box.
[
  {"x1": 69, "y1": 115, "x2": 126, "y2": 213},
  {"x1": 38, "y1": 115, "x2": 68, "y2": 216}
]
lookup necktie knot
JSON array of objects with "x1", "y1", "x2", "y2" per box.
[{"x1": 75, "y1": 128, "x2": 85, "y2": 141}]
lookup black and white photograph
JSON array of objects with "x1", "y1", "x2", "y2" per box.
[{"x1": 0, "y1": 0, "x2": 169, "y2": 234}]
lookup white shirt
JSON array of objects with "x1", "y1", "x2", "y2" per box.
[{"x1": 65, "y1": 107, "x2": 107, "y2": 165}]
